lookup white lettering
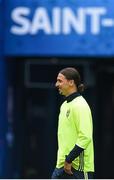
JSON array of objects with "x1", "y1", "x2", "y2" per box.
[
  {"x1": 52, "y1": 8, "x2": 61, "y2": 34},
  {"x1": 30, "y1": 8, "x2": 52, "y2": 34},
  {"x1": 11, "y1": 7, "x2": 30, "y2": 35},
  {"x1": 63, "y1": 7, "x2": 86, "y2": 34},
  {"x1": 86, "y1": 7, "x2": 106, "y2": 34},
  {"x1": 10, "y1": 7, "x2": 107, "y2": 35}
]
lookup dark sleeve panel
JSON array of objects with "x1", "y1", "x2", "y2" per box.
[{"x1": 65, "y1": 144, "x2": 84, "y2": 163}]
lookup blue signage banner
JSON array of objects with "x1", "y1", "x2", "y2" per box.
[{"x1": 4, "y1": 0, "x2": 114, "y2": 56}]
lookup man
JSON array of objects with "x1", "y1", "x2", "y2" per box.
[{"x1": 52, "y1": 67, "x2": 94, "y2": 179}]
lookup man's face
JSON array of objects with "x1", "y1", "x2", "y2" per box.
[{"x1": 55, "y1": 73, "x2": 71, "y2": 96}]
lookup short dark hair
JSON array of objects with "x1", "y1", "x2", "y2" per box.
[{"x1": 59, "y1": 67, "x2": 85, "y2": 93}]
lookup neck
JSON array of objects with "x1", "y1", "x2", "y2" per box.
[{"x1": 66, "y1": 89, "x2": 77, "y2": 97}]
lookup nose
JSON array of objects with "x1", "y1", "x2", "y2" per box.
[{"x1": 55, "y1": 81, "x2": 58, "y2": 87}]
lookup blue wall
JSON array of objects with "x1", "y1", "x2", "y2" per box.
[{"x1": 0, "y1": 0, "x2": 8, "y2": 178}]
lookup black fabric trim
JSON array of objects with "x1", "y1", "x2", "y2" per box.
[
  {"x1": 65, "y1": 144, "x2": 84, "y2": 163},
  {"x1": 65, "y1": 92, "x2": 81, "y2": 103}
]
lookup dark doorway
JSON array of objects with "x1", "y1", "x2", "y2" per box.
[
  {"x1": 22, "y1": 88, "x2": 58, "y2": 178},
  {"x1": 96, "y1": 66, "x2": 114, "y2": 179}
]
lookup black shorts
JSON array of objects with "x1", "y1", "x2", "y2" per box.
[{"x1": 51, "y1": 167, "x2": 94, "y2": 179}]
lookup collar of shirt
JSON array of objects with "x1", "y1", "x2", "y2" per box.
[{"x1": 65, "y1": 92, "x2": 81, "y2": 103}]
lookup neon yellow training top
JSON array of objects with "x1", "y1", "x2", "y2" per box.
[{"x1": 56, "y1": 95, "x2": 94, "y2": 172}]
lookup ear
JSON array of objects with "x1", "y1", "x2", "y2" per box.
[{"x1": 69, "y1": 80, "x2": 74, "y2": 86}]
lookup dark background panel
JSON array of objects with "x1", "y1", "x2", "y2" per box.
[{"x1": 7, "y1": 58, "x2": 114, "y2": 179}]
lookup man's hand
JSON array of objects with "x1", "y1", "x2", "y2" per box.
[{"x1": 64, "y1": 161, "x2": 73, "y2": 175}]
